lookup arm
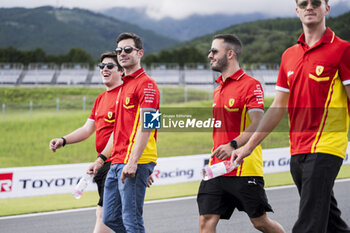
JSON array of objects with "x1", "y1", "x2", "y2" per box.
[
  {"x1": 49, "y1": 119, "x2": 95, "y2": 152},
  {"x1": 121, "y1": 108, "x2": 154, "y2": 184},
  {"x1": 87, "y1": 131, "x2": 114, "y2": 176},
  {"x1": 212, "y1": 110, "x2": 263, "y2": 160},
  {"x1": 345, "y1": 85, "x2": 350, "y2": 101},
  {"x1": 231, "y1": 91, "x2": 289, "y2": 164}
]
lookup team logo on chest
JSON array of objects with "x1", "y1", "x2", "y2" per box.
[
  {"x1": 229, "y1": 98, "x2": 235, "y2": 107},
  {"x1": 316, "y1": 66, "x2": 324, "y2": 76},
  {"x1": 107, "y1": 111, "x2": 113, "y2": 119},
  {"x1": 125, "y1": 97, "x2": 130, "y2": 105}
]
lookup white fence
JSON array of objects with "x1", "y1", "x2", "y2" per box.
[{"x1": 1, "y1": 144, "x2": 349, "y2": 199}]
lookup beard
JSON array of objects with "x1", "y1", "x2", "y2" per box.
[{"x1": 211, "y1": 55, "x2": 228, "y2": 73}]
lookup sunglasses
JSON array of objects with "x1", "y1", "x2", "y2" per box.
[
  {"x1": 208, "y1": 48, "x2": 219, "y2": 56},
  {"x1": 98, "y1": 63, "x2": 116, "y2": 70},
  {"x1": 298, "y1": 0, "x2": 322, "y2": 9},
  {"x1": 115, "y1": 46, "x2": 139, "y2": 55}
]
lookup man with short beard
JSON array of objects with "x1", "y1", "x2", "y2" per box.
[
  {"x1": 197, "y1": 34, "x2": 285, "y2": 233},
  {"x1": 232, "y1": 0, "x2": 350, "y2": 232}
]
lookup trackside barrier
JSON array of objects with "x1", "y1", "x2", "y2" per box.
[{"x1": 0, "y1": 145, "x2": 349, "y2": 199}]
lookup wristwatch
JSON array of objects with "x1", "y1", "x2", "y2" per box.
[{"x1": 230, "y1": 140, "x2": 238, "y2": 149}]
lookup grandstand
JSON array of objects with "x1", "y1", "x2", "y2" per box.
[
  {"x1": 0, "y1": 62, "x2": 279, "y2": 96},
  {"x1": 148, "y1": 63, "x2": 181, "y2": 85},
  {"x1": 56, "y1": 63, "x2": 89, "y2": 85},
  {"x1": 0, "y1": 63, "x2": 24, "y2": 85},
  {"x1": 21, "y1": 63, "x2": 58, "y2": 85}
]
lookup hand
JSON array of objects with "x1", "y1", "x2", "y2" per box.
[
  {"x1": 230, "y1": 145, "x2": 253, "y2": 166},
  {"x1": 211, "y1": 143, "x2": 235, "y2": 160},
  {"x1": 49, "y1": 138, "x2": 64, "y2": 152},
  {"x1": 121, "y1": 163, "x2": 138, "y2": 184},
  {"x1": 87, "y1": 158, "x2": 104, "y2": 176},
  {"x1": 147, "y1": 175, "x2": 154, "y2": 188}
]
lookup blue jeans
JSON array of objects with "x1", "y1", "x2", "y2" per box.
[{"x1": 102, "y1": 163, "x2": 155, "y2": 233}]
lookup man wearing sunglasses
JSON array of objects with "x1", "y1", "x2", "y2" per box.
[
  {"x1": 232, "y1": 0, "x2": 350, "y2": 233},
  {"x1": 197, "y1": 34, "x2": 285, "y2": 233},
  {"x1": 88, "y1": 32, "x2": 160, "y2": 233},
  {"x1": 50, "y1": 51, "x2": 123, "y2": 233}
]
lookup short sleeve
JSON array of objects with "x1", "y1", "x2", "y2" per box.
[
  {"x1": 276, "y1": 53, "x2": 290, "y2": 92},
  {"x1": 246, "y1": 80, "x2": 264, "y2": 110},
  {"x1": 137, "y1": 78, "x2": 160, "y2": 109},
  {"x1": 340, "y1": 45, "x2": 350, "y2": 85}
]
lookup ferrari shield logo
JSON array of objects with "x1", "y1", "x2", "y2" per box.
[
  {"x1": 316, "y1": 66, "x2": 324, "y2": 76},
  {"x1": 107, "y1": 111, "x2": 113, "y2": 119},
  {"x1": 125, "y1": 97, "x2": 130, "y2": 105},
  {"x1": 229, "y1": 98, "x2": 235, "y2": 107}
]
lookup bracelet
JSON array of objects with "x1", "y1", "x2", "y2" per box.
[
  {"x1": 98, "y1": 153, "x2": 108, "y2": 162},
  {"x1": 60, "y1": 137, "x2": 66, "y2": 147}
]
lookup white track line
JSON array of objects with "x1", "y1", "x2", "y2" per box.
[{"x1": 1, "y1": 178, "x2": 349, "y2": 220}]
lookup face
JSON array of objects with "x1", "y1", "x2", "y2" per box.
[
  {"x1": 208, "y1": 39, "x2": 229, "y2": 73},
  {"x1": 296, "y1": 0, "x2": 330, "y2": 27},
  {"x1": 116, "y1": 38, "x2": 143, "y2": 70},
  {"x1": 99, "y1": 57, "x2": 122, "y2": 87}
]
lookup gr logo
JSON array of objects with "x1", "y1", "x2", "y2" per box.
[{"x1": 0, "y1": 173, "x2": 13, "y2": 192}]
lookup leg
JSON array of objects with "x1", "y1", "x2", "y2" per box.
[
  {"x1": 199, "y1": 214, "x2": 220, "y2": 233},
  {"x1": 93, "y1": 162, "x2": 111, "y2": 233},
  {"x1": 327, "y1": 190, "x2": 350, "y2": 233},
  {"x1": 102, "y1": 164, "x2": 126, "y2": 232},
  {"x1": 290, "y1": 153, "x2": 344, "y2": 233},
  {"x1": 119, "y1": 162, "x2": 155, "y2": 233},
  {"x1": 249, "y1": 213, "x2": 285, "y2": 233},
  {"x1": 93, "y1": 205, "x2": 110, "y2": 233}
]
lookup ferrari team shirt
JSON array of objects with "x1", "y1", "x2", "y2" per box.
[
  {"x1": 211, "y1": 68, "x2": 265, "y2": 177},
  {"x1": 111, "y1": 68, "x2": 160, "y2": 165},
  {"x1": 276, "y1": 27, "x2": 350, "y2": 159},
  {"x1": 89, "y1": 85, "x2": 122, "y2": 162}
]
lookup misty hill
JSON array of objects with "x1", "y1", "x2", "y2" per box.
[
  {"x1": 0, "y1": 6, "x2": 178, "y2": 58},
  {"x1": 148, "y1": 11, "x2": 350, "y2": 64},
  {"x1": 102, "y1": 1, "x2": 350, "y2": 42},
  {"x1": 103, "y1": 7, "x2": 269, "y2": 41}
]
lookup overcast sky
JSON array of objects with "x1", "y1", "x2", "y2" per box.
[{"x1": 1, "y1": 0, "x2": 350, "y2": 19}]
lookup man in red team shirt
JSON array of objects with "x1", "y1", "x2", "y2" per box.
[
  {"x1": 50, "y1": 52, "x2": 123, "y2": 233},
  {"x1": 88, "y1": 33, "x2": 160, "y2": 233},
  {"x1": 197, "y1": 34, "x2": 285, "y2": 233},
  {"x1": 232, "y1": 1, "x2": 350, "y2": 232}
]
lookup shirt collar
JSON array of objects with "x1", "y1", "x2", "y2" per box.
[
  {"x1": 297, "y1": 27, "x2": 335, "y2": 47},
  {"x1": 215, "y1": 68, "x2": 245, "y2": 84},
  {"x1": 122, "y1": 67, "x2": 145, "y2": 82}
]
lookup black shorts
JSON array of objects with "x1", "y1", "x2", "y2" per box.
[
  {"x1": 197, "y1": 176, "x2": 273, "y2": 219},
  {"x1": 93, "y1": 161, "x2": 111, "y2": 207}
]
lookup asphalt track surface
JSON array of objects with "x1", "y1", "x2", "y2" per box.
[{"x1": 1, "y1": 179, "x2": 350, "y2": 233}]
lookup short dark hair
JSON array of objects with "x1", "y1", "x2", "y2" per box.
[
  {"x1": 213, "y1": 34, "x2": 242, "y2": 60},
  {"x1": 295, "y1": 0, "x2": 329, "y2": 5},
  {"x1": 116, "y1": 32, "x2": 143, "y2": 50},
  {"x1": 100, "y1": 51, "x2": 123, "y2": 71}
]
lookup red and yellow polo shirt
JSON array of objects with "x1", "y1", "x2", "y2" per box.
[
  {"x1": 211, "y1": 68, "x2": 265, "y2": 177},
  {"x1": 276, "y1": 27, "x2": 350, "y2": 159},
  {"x1": 89, "y1": 85, "x2": 121, "y2": 162},
  {"x1": 111, "y1": 68, "x2": 160, "y2": 164}
]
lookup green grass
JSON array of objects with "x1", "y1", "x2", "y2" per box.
[
  {"x1": 0, "y1": 86, "x2": 348, "y2": 217},
  {"x1": 1, "y1": 165, "x2": 349, "y2": 217}
]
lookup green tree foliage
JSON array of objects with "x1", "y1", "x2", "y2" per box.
[
  {"x1": 143, "y1": 46, "x2": 207, "y2": 67},
  {"x1": 0, "y1": 47, "x2": 95, "y2": 67}
]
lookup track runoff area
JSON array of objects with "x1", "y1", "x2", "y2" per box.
[{"x1": 1, "y1": 179, "x2": 350, "y2": 233}]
